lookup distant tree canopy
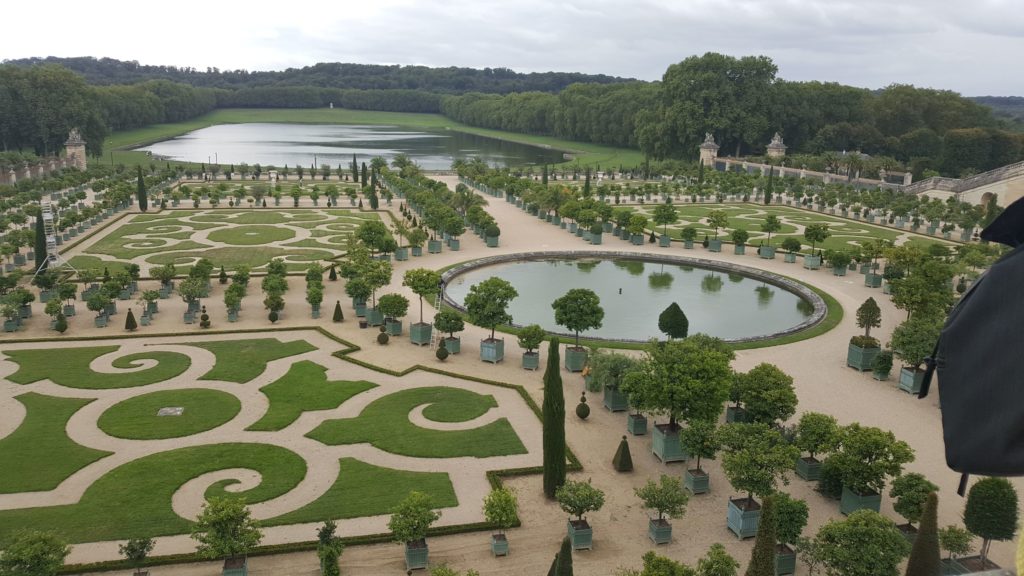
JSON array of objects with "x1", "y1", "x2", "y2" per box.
[{"x1": 2, "y1": 53, "x2": 1020, "y2": 177}]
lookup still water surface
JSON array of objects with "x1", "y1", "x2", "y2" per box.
[
  {"x1": 137, "y1": 123, "x2": 565, "y2": 169},
  {"x1": 445, "y1": 258, "x2": 815, "y2": 341}
]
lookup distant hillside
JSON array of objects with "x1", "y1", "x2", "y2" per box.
[
  {"x1": 970, "y1": 96, "x2": 1024, "y2": 131},
  {"x1": 2, "y1": 56, "x2": 633, "y2": 94}
]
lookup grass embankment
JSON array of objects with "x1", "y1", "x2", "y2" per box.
[{"x1": 103, "y1": 108, "x2": 644, "y2": 168}]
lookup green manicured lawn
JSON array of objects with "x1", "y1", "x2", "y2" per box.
[
  {"x1": 267, "y1": 458, "x2": 456, "y2": 525},
  {"x1": 66, "y1": 255, "x2": 131, "y2": 277},
  {"x1": 248, "y1": 361, "x2": 376, "y2": 431},
  {"x1": 144, "y1": 246, "x2": 335, "y2": 272},
  {"x1": 4, "y1": 347, "x2": 192, "y2": 389},
  {"x1": 307, "y1": 386, "x2": 527, "y2": 458},
  {"x1": 207, "y1": 225, "x2": 296, "y2": 246},
  {"x1": 0, "y1": 443, "x2": 306, "y2": 544},
  {"x1": 192, "y1": 338, "x2": 317, "y2": 383},
  {"x1": 0, "y1": 393, "x2": 112, "y2": 494},
  {"x1": 97, "y1": 389, "x2": 241, "y2": 440},
  {"x1": 102, "y1": 108, "x2": 643, "y2": 168}
]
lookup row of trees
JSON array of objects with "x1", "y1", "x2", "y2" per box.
[{"x1": 443, "y1": 53, "x2": 1022, "y2": 176}]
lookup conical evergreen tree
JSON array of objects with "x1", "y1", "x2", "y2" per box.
[
  {"x1": 612, "y1": 435, "x2": 633, "y2": 472},
  {"x1": 219, "y1": 266, "x2": 228, "y2": 284},
  {"x1": 124, "y1": 308, "x2": 138, "y2": 331},
  {"x1": 658, "y1": 302, "x2": 689, "y2": 340},
  {"x1": 745, "y1": 495, "x2": 777, "y2": 576},
  {"x1": 34, "y1": 215, "x2": 48, "y2": 274},
  {"x1": 543, "y1": 337, "x2": 566, "y2": 498},
  {"x1": 329, "y1": 265, "x2": 338, "y2": 281},
  {"x1": 547, "y1": 554, "x2": 558, "y2": 576},
  {"x1": 905, "y1": 492, "x2": 940, "y2": 576},
  {"x1": 333, "y1": 300, "x2": 343, "y2": 322},
  {"x1": 136, "y1": 165, "x2": 148, "y2": 211},
  {"x1": 556, "y1": 536, "x2": 573, "y2": 575}
]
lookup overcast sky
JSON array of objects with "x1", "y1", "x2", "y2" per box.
[{"x1": 4, "y1": 0, "x2": 1022, "y2": 96}]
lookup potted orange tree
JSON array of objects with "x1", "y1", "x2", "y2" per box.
[
  {"x1": 720, "y1": 423, "x2": 799, "y2": 539},
  {"x1": 636, "y1": 474, "x2": 689, "y2": 544},
  {"x1": 552, "y1": 288, "x2": 604, "y2": 372},
  {"x1": 847, "y1": 297, "x2": 882, "y2": 371},
  {"x1": 794, "y1": 412, "x2": 841, "y2": 481},
  {"x1": 556, "y1": 479, "x2": 606, "y2": 551},
  {"x1": 387, "y1": 491, "x2": 441, "y2": 571}
]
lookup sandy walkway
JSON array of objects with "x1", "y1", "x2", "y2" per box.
[{"x1": 0, "y1": 176, "x2": 1018, "y2": 574}]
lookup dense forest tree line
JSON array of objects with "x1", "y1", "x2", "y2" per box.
[
  {"x1": 443, "y1": 53, "x2": 1024, "y2": 177},
  {"x1": 216, "y1": 86, "x2": 441, "y2": 112},
  {"x1": 3, "y1": 57, "x2": 628, "y2": 93},
  {"x1": 970, "y1": 96, "x2": 1024, "y2": 131}
]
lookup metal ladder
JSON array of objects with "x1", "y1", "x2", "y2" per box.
[
  {"x1": 33, "y1": 202, "x2": 76, "y2": 278},
  {"x1": 429, "y1": 290, "x2": 443, "y2": 349}
]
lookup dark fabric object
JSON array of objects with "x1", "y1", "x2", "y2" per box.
[{"x1": 921, "y1": 196, "x2": 1024, "y2": 476}]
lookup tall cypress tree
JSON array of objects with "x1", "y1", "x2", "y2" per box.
[
  {"x1": 905, "y1": 492, "x2": 940, "y2": 576},
  {"x1": 136, "y1": 165, "x2": 148, "y2": 212},
  {"x1": 360, "y1": 162, "x2": 368, "y2": 186},
  {"x1": 543, "y1": 337, "x2": 566, "y2": 498},
  {"x1": 556, "y1": 536, "x2": 573, "y2": 576},
  {"x1": 351, "y1": 154, "x2": 358, "y2": 182},
  {"x1": 542, "y1": 164, "x2": 548, "y2": 186},
  {"x1": 34, "y1": 215, "x2": 48, "y2": 273},
  {"x1": 745, "y1": 495, "x2": 777, "y2": 576}
]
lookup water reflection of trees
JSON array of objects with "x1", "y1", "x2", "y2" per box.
[
  {"x1": 728, "y1": 272, "x2": 744, "y2": 283},
  {"x1": 613, "y1": 259, "x2": 645, "y2": 276},
  {"x1": 576, "y1": 260, "x2": 599, "y2": 273},
  {"x1": 754, "y1": 285, "x2": 775, "y2": 307},
  {"x1": 796, "y1": 298, "x2": 815, "y2": 316},
  {"x1": 701, "y1": 273, "x2": 723, "y2": 293},
  {"x1": 648, "y1": 272, "x2": 674, "y2": 290}
]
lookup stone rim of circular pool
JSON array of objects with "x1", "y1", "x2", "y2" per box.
[{"x1": 440, "y1": 251, "x2": 829, "y2": 344}]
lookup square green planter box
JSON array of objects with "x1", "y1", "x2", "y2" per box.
[
  {"x1": 603, "y1": 222, "x2": 614, "y2": 233},
  {"x1": 648, "y1": 518, "x2": 672, "y2": 544},
  {"x1": 222, "y1": 557, "x2": 247, "y2": 576},
  {"x1": 833, "y1": 266, "x2": 847, "y2": 276},
  {"x1": 684, "y1": 240, "x2": 694, "y2": 249},
  {"x1": 395, "y1": 247, "x2": 409, "y2": 261},
  {"x1": 410, "y1": 323, "x2": 432, "y2": 346},
  {"x1": 404, "y1": 541, "x2": 429, "y2": 571},
  {"x1": 840, "y1": 486, "x2": 882, "y2": 515},
  {"x1": 859, "y1": 263, "x2": 872, "y2": 274},
  {"x1": 726, "y1": 406, "x2": 748, "y2": 423},
  {"x1": 734, "y1": 245, "x2": 746, "y2": 255},
  {"x1": 627, "y1": 413, "x2": 648, "y2": 435},
  {"x1": 727, "y1": 498, "x2": 761, "y2": 539},
  {"x1": 485, "y1": 236, "x2": 499, "y2": 247},
  {"x1": 568, "y1": 222, "x2": 577, "y2": 233},
  {"x1": 659, "y1": 234, "x2": 671, "y2": 247},
  {"x1": 847, "y1": 343, "x2": 880, "y2": 371},
  {"x1": 564, "y1": 346, "x2": 587, "y2": 372},
  {"x1": 899, "y1": 367, "x2": 925, "y2": 394},
  {"x1": 760, "y1": 246, "x2": 776, "y2": 259},
  {"x1": 63, "y1": 304, "x2": 76, "y2": 317},
  {"x1": 630, "y1": 234, "x2": 644, "y2": 245},
  {"x1": 480, "y1": 338, "x2": 504, "y2": 363},
  {"x1": 522, "y1": 351, "x2": 540, "y2": 370},
  {"x1": 443, "y1": 337, "x2": 461, "y2": 354},
  {"x1": 775, "y1": 545, "x2": 797, "y2": 576},
  {"x1": 865, "y1": 273, "x2": 883, "y2": 288},
  {"x1": 939, "y1": 559, "x2": 970, "y2": 575},
  {"x1": 228, "y1": 310, "x2": 239, "y2": 322},
  {"x1": 795, "y1": 456, "x2": 822, "y2": 481},
  {"x1": 652, "y1": 423, "x2": 688, "y2": 463},
  {"x1": 4, "y1": 319, "x2": 19, "y2": 332},
  {"x1": 449, "y1": 238, "x2": 460, "y2": 251},
  {"x1": 365, "y1": 307, "x2": 384, "y2": 326},
  {"x1": 684, "y1": 468, "x2": 709, "y2": 494},
  {"x1": 490, "y1": 534, "x2": 509, "y2": 557},
  {"x1": 427, "y1": 239, "x2": 443, "y2": 253},
  {"x1": 385, "y1": 319, "x2": 403, "y2": 336},
  {"x1": 803, "y1": 254, "x2": 821, "y2": 270},
  {"x1": 140, "y1": 314, "x2": 151, "y2": 326},
  {"x1": 708, "y1": 239, "x2": 723, "y2": 252},
  {"x1": 590, "y1": 233, "x2": 602, "y2": 245},
  {"x1": 411, "y1": 246, "x2": 423, "y2": 257},
  {"x1": 783, "y1": 252, "x2": 796, "y2": 263},
  {"x1": 567, "y1": 520, "x2": 593, "y2": 551},
  {"x1": 353, "y1": 298, "x2": 367, "y2": 317},
  {"x1": 603, "y1": 385, "x2": 629, "y2": 412}
]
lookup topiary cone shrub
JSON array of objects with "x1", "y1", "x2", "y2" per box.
[
  {"x1": 332, "y1": 300, "x2": 343, "y2": 323},
  {"x1": 269, "y1": 310, "x2": 279, "y2": 324},
  {"x1": 124, "y1": 308, "x2": 137, "y2": 331},
  {"x1": 436, "y1": 339, "x2": 449, "y2": 361},
  {"x1": 613, "y1": 435, "x2": 634, "y2": 472}
]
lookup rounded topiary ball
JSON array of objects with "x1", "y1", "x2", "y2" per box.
[
  {"x1": 436, "y1": 346, "x2": 449, "y2": 361},
  {"x1": 377, "y1": 332, "x2": 389, "y2": 345},
  {"x1": 576, "y1": 392, "x2": 590, "y2": 420}
]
